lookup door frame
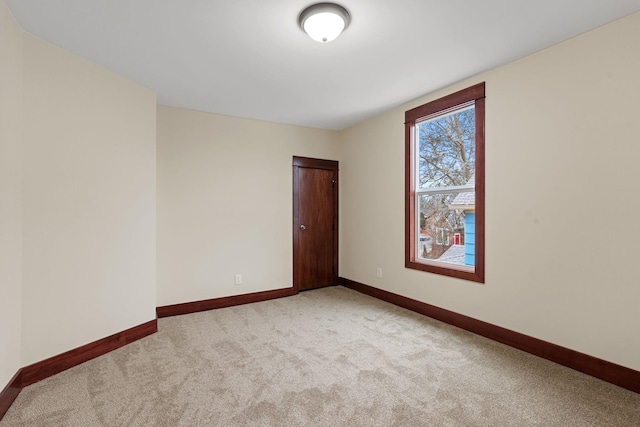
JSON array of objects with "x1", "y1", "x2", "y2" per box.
[{"x1": 292, "y1": 156, "x2": 339, "y2": 292}]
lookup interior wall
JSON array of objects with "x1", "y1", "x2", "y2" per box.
[
  {"x1": 0, "y1": 0, "x2": 23, "y2": 386},
  {"x1": 340, "y1": 11, "x2": 640, "y2": 371},
  {"x1": 20, "y1": 34, "x2": 157, "y2": 366},
  {"x1": 156, "y1": 106, "x2": 340, "y2": 306}
]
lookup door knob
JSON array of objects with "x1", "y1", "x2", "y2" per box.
[{"x1": 300, "y1": 224, "x2": 306, "y2": 230}]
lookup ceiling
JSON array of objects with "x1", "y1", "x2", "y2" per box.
[{"x1": 6, "y1": 0, "x2": 640, "y2": 130}]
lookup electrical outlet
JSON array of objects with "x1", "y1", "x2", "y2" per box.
[
  {"x1": 235, "y1": 274, "x2": 242, "y2": 285},
  {"x1": 376, "y1": 267, "x2": 383, "y2": 278}
]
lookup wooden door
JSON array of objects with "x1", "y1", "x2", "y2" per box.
[{"x1": 293, "y1": 157, "x2": 338, "y2": 291}]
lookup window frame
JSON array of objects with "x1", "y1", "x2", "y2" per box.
[{"x1": 405, "y1": 82, "x2": 485, "y2": 283}]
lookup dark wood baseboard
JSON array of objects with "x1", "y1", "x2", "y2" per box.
[
  {"x1": 21, "y1": 319, "x2": 157, "y2": 388},
  {"x1": 340, "y1": 277, "x2": 640, "y2": 394},
  {"x1": 157, "y1": 287, "x2": 298, "y2": 318},
  {"x1": 0, "y1": 369, "x2": 23, "y2": 421},
  {"x1": 1, "y1": 318, "x2": 156, "y2": 420}
]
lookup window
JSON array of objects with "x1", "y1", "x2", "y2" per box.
[{"x1": 405, "y1": 83, "x2": 485, "y2": 283}]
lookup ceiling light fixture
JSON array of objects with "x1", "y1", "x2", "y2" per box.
[{"x1": 298, "y1": 3, "x2": 351, "y2": 43}]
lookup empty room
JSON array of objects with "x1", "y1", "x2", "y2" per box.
[{"x1": 1, "y1": 0, "x2": 639, "y2": 425}]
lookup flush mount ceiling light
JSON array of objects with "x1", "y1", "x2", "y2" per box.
[{"x1": 298, "y1": 3, "x2": 351, "y2": 43}]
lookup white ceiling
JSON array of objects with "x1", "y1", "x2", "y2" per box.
[{"x1": 6, "y1": 0, "x2": 640, "y2": 130}]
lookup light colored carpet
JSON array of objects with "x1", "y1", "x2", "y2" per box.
[{"x1": 2, "y1": 286, "x2": 639, "y2": 426}]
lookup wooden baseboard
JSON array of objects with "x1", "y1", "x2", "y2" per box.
[
  {"x1": 21, "y1": 319, "x2": 157, "y2": 388},
  {"x1": 0, "y1": 369, "x2": 23, "y2": 421},
  {"x1": 1, "y1": 319, "x2": 156, "y2": 420},
  {"x1": 1, "y1": 318, "x2": 156, "y2": 420},
  {"x1": 340, "y1": 277, "x2": 640, "y2": 394},
  {"x1": 157, "y1": 287, "x2": 298, "y2": 318}
]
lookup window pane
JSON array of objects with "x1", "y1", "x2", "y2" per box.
[
  {"x1": 418, "y1": 192, "x2": 475, "y2": 268},
  {"x1": 417, "y1": 106, "x2": 475, "y2": 190}
]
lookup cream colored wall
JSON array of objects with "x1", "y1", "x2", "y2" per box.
[
  {"x1": 340, "y1": 11, "x2": 640, "y2": 371},
  {"x1": 0, "y1": 0, "x2": 23, "y2": 387},
  {"x1": 156, "y1": 106, "x2": 340, "y2": 306},
  {"x1": 20, "y1": 34, "x2": 157, "y2": 365}
]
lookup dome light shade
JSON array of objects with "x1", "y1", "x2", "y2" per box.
[{"x1": 299, "y1": 3, "x2": 351, "y2": 43}]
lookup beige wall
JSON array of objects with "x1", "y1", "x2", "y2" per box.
[
  {"x1": 20, "y1": 34, "x2": 157, "y2": 365},
  {"x1": 340, "y1": 11, "x2": 640, "y2": 371},
  {"x1": 0, "y1": 0, "x2": 23, "y2": 387},
  {"x1": 156, "y1": 106, "x2": 340, "y2": 306}
]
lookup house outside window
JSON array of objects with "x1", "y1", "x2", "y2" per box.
[
  {"x1": 405, "y1": 83, "x2": 485, "y2": 283},
  {"x1": 435, "y1": 228, "x2": 450, "y2": 246}
]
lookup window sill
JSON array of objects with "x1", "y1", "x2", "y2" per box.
[{"x1": 406, "y1": 258, "x2": 484, "y2": 283}]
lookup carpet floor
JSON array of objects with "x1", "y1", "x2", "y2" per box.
[{"x1": 2, "y1": 286, "x2": 639, "y2": 426}]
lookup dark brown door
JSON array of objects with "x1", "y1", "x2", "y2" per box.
[{"x1": 293, "y1": 157, "x2": 338, "y2": 291}]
